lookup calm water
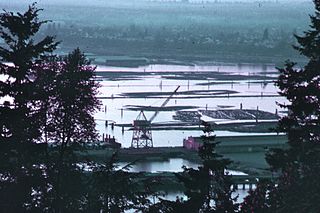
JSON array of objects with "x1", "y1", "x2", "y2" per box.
[
  {"x1": 95, "y1": 63, "x2": 287, "y2": 147},
  {"x1": 118, "y1": 158, "x2": 247, "y2": 175},
  {"x1": 0, "y1": 63, "x2": 286, "y2": 147}
]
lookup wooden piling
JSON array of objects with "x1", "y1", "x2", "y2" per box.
[{"x1": 233, "y1": 184, "x2": 238, "y2": 190}]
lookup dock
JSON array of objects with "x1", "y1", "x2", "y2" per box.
[{"x1": 137, "y1": 172, "x2": 278, "y2": 192}]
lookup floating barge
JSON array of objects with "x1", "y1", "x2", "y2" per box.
[{"x1": 184, "y1": 134, "x2": 287, "y2": 153}]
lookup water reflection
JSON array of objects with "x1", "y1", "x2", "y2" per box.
[
  {"x1": 94, "y1": 64, "x2": 288, "y2": 148},
  {"x1": 118, "y1": 158, "x2": 247, "y2": 175}
]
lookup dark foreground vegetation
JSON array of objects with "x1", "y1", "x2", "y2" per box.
[{"x1": 1, "y1": 1, "x2": 320, "y2": 212}]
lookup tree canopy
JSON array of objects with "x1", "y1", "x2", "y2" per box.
[
  {"x1": 261, "y1": 0, "x2": 320, "y2": 212},
  {"x1": 0, "y1": 3, "x2": 58, "y2": 143}
]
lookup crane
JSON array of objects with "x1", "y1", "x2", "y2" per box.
[{"x1": 131, "y1": 86, "x2": 180, "y2": 148}]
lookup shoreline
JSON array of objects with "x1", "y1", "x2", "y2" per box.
[
  {"x1": 90, "y1": 55, "x2": 306, "y2": 69},
  {"x1": 80, "y1": 134, "x2": 287, "y2": 175}
]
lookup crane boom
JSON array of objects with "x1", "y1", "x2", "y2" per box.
[{"x1": 148, "y1": 86, "x2": 180, "y2": 123}]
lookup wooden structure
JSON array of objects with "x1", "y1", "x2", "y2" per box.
[
  {"x1": 131, "y1": 86, "x2": 180, "y2": 148},
  {"x1": 131, "y1": 111, "x2": 153, "y2": 148}
]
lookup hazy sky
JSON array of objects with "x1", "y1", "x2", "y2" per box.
[{"x1": 1, "y1": 0, "x2": 312, "y2": 7}]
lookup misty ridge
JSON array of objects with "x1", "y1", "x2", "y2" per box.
[{"x1": 0, "y1": 0, "x2": 314, "y2": 66}]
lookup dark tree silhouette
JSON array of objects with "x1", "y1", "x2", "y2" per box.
[
  {"x1": 42, "y1": 48, "x2": 100, "y2": 149},
  {"x1": 150, "y1": 122, "x2": 238, "y2": 213},
  {"x1": 0, "y1": 4, "x2": 59, "y2": 212},
  {"x1": 84, "y1": 153, "x2": 154, "y2": 212},
  {"x1": 262, "y1": 0, "x2": 320, "y2": 212},
  {"x1": 45, "y1": 48, "x2": 100, "y2": 212},
  {"x1": 0, "y1": 5, "x2": 101, "y2": 212},
  {"x1": 239, "y1": 180, "x2": 270, "y2": 213},
  {"x1": 0, "y1": 3, "x2": 58, "y2": 143}
]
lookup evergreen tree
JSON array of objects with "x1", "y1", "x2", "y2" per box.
[
  {"x1": 151, "y1": 122, "x2": 238, "y2": 212},
  {"x1": 85, "y1": 153, "x2": 153, "y2": 212},
  {"x1": 239, "y1": 180, "x2": 270, "y2": 213},
  {"x1": 0, "y1": 5, "x2": 100, "y2": 212},
  {"x1": 0, "y1": 3, "x2": 58, "y2": 143},
  {"x1": 0, "y1": 4, "x2": 58, "y2": 212},
  {"x1": 264, "y1": 0, "x2": 320, "y2": 212}
]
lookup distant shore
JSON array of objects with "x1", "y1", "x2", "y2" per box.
[
  {"x1": 54, "y1": 46, "x2": 307, "y2": 69},
  {"x1": 88, "y1": 53, "x2": 307, "y2": 69}
]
